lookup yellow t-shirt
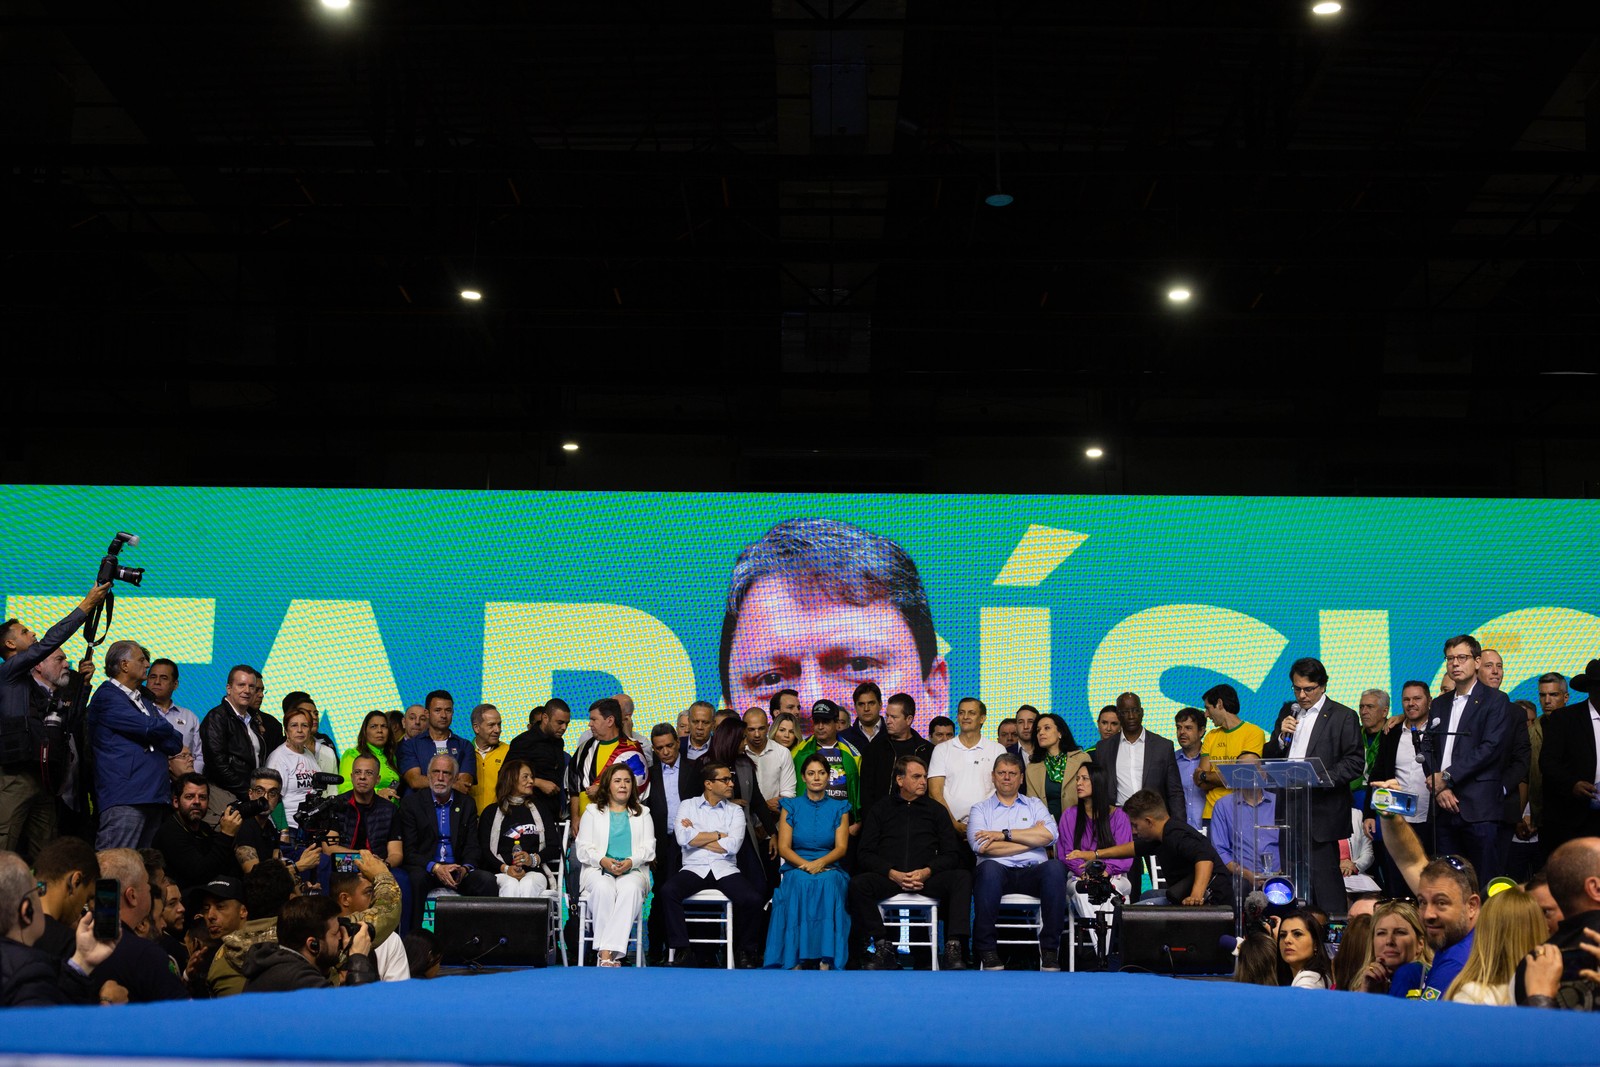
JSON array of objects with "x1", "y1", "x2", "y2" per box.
[
  {"x1": 1199, "y1": 721, "x2": 1268, "y2": 818},
  {"x1": 471, "y1": 742, "x2": 509, "y2": 815}
]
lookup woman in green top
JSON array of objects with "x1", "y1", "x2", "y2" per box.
[
  {"x1": 339, "y1": 710, "x2": 401, "y2": 802},
  {"x1": 1024, "y1": 712, "x2": 1089, "y2": 821}
]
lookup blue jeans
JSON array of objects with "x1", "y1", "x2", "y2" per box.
[
  {"x1": 972, "y1": 860, "x2": 1066, "y2": 951},
  {"x1": 96, "y1": 803, "x2": 164, "y2": 850}
]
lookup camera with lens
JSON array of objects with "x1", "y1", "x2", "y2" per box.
[
  {"x1": 293, "y1": 772, "x2": 347, "y2": 844},
  {"x1": 1079, "y1": 858, "x2": 1121, "y2": 906},
  {"x1": 230, "y1": 796, "x2": 270, "y2": 818},
  {"x1": 96, "y1": 532, "x2": 145, "y2": 587}
]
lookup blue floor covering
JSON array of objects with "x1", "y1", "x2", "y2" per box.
[{"x1": 1, "y1": 968, "x2": 1597, "y2": 1067}]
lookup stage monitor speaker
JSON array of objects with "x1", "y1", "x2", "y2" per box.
[
  {"x1": 1117, "y1": 905, "x2": 1235, "y2": 975},
  {"x1": 433, "y1": 896, "x2": 551, "y2": 967}
]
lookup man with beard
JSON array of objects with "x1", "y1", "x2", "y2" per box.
[
  {"x1": 240, "y1": 894, "x2": 375, "y2": 992},
  {"x1": 153, "y1": 773, "x2": 242, "y2": 891},
  {"x1": 1389, "y1": 855, "x2": 1481, "y2": 1001}
]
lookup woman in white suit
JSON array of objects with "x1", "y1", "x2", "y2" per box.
[{"x1": 575, "y1": 762, "x2": 657, "y2": 965}]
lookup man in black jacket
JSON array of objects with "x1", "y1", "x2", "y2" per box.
[
  {"x1": 199, "y1": 665, "x2": 274, "y2": 816},
  {"x1": 858, "y1": 694, "x2": 934, "y2": 818},
  {"x1": 0, "y1": 849, "x2": 118, "y2": 1007},
  {"x1": 398, "y1": 752, "x2": 497, "y2": 924},
  {"x1": 240, "y1": 894, "x2": 375, "y2": 992},
  {"x1": 1540, "y1": 659, "x2": 1600, "y2": 854},
  {"x1": 643, "y1": 725, "x2": 703, "y2": 962},
  {"x1": 848, "y1": 754, "x2": 971, "y2": 970},
  {"x1": 504, "y1": 701, "x2": 570, "y2": 831},
  {"x1": 153, "y1": 773, "x2": 243, "y2": 892}
]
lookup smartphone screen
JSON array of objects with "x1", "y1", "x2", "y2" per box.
[
  {"x1": 332, "y1": 851, "x2": 360, "y2": 876},
  {"x1": 93, "y1": 878, "x2": 121, "y2": 941}
]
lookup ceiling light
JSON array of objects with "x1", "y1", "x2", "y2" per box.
[
  {"x1": 1167, "y1": 287, "x2": 1192, "y2": 303},
  {"x1": 321, "y1": 0, "x2": 352, "y2": 9},
  {"x1": 985, "y1": 192, "x2": 1014, "y2": 208},
  {"x1": 1085, "y1": 447, "x2": 1104, "y2": 459},
  {"x1": 459, "y1": 289, "x2": 482, "y2": 302},
  {"x1": 561, "y1": 442, "x2": 580, "y2": 453},
  {"x1": 1311, "y1": 1, "x2": 1341, "y2": 14}
]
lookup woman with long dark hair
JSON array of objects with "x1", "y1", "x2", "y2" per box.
[
  {"x1": 709, "y1": 716, "x2": 777, "y2": 892},
  {"x1": 339, "y1": 710, "x2": 400, "y2": 801},
  {"x1": 764, "y1": 753, "x2": 851, "y2": 969},
  {"x1": 1275, "y1": 909, "x2": 1333, "y2": 989},
  {"x1": 479, "y1": 759, "x2": 560, "y2": 897},
  {"x1": 1057, "y1": 762, "x2": 1135, "y2": 912},
  {"x1": 1024, "y1": 713, "x2": 1088, "y2": 819}
]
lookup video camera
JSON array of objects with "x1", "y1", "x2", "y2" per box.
[
  {"x1": 293, "y1": 772, "x2": 347, "y2": 844},
  {"x1": 1079, "y1": 858, "x2": 1122, "y2": 906}
]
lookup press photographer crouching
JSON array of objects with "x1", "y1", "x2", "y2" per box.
[
  {"x1": 0, "y1": 849, "x2": 118, "y2": 1007},
  {"x1": 241, "y1": 894, "x2": 376, "y2": 992},
  {"x1": 230, "y1": 769, "x2": 321, "y2": 886}
]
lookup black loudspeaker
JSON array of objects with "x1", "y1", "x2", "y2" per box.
[
  {"x1": 433, "y1": 896, "x2": 552, "y2": 967},
  {"x1": 1117, "y1": 905, "x2": 1235, "y2": 975}
]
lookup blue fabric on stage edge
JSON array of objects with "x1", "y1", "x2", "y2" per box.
[
  {"x1": 3, "y1": 970, "x2": 1599, "y2": 1066},
  {"x1": 763, "y1": 794, "x2": 851, "y2": 969}
]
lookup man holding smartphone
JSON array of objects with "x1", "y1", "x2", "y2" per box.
[{"x1": 0, "y1": 849, "x2": 120, "y2": 1006}]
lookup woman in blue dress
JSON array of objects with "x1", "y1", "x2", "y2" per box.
[{"x1": 763, "y1": 753, "x2": 851, "y2": 969}]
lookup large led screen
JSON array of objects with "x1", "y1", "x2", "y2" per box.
[{"x1": 3, "y1": 486, "x2": 1595, "y2": 749}]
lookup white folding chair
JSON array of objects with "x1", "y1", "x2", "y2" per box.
[
  {"x1": 994, "y1": 893, "x2": 1045, "y2": 965},
  {"x1": 673, "y1": 888, "x2": 734, "y2": 969},
  {"x1": 878, "y1": 892, "x2": 941, "y2": 971},
  {"x1": 576, "y1": 894, "x2": 646, "y2": 967}
]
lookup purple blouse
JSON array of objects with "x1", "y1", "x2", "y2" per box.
[{"x1": 1056, "y1": 805, "x2": 1134, "y2": 878}]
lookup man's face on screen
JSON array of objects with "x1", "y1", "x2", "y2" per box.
[{"x1": 726, "y1": 576, "x2": 947, "y2": 720}]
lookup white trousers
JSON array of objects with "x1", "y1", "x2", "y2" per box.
[
  {"x1": 579, "y1": 866, "x2": 650, "y2": 954},
  {"x1": 495, "y1": 870, "x2": 551, "y2": 897}
]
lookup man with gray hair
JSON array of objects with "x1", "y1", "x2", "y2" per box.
[
  {"x1": 1357, "y1": 688, "x2": 1390, "y2": 789},
  {"x1": 398, "y1": 752, "x2": 496, "y2": 924},
  {"x1": 86, "y1": 641, "x2": 184, "y2": 849}
]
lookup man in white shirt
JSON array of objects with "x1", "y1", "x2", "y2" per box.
[
  {"x1": 658, "y1": 761, "x2": 765, "y2": 967},
  {"x1": 928, "y1": 697, "x2": 1007, "y2": 834},
  {"x1": 742, "y1": 708, "x2": 795, "y2": 815},
  {"x1": 146, "y1": 659, "x2": 202, "y2": 775},
  {"x1": 967, "y1": 754, "x2": 1064, "y2": 971}
]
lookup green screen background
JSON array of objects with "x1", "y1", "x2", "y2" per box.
[{"x1": 3, "y1": 486, "x2": 1594, "y2": 749}]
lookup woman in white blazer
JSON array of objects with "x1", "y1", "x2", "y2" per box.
[{"x1": 575, "y1": 763, "x2": 657, "y2": 965}]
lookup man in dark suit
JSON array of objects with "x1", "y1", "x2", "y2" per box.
[
  {"x1": 643, "y1": 724, "x2": 702, "y2": 962},
  {"x1": 1262, "y1": 657, "x2": 1364, "y2": 915},
  {"x1": 398, "y1": 750, "x2": 497, "y2": 924},
  {"x1": 1539, "y1": 658, "x2": 1600, "y2": 853},
  {"x1": 1096, "y1": 692, "x2": 1187, "y2": 824},
  {"x1": 1421, "y1": 634, "x2": 1519, "y2": 883}
]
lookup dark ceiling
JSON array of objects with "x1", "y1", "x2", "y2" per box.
[{"x1": 5, "y1": 0, "x2": 1600, "y2": 497}]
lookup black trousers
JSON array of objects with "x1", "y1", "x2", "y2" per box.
[
  {"x1": 1308, "y1": 839, "x2": 1347, "y2": 916},
  {"x1": 658, "y1": 869, "x2": 764, "y2": 952},
  {"x1": 406, "y1": 867, "x2": 498, "y2": 925},
  {"x1": 848, "y1": 869, "x2": 972, "y2": 942}
]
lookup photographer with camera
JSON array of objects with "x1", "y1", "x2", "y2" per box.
[
  {"x1": 240, "y1": 893, "x2": 376, "y2": 992},
  {"x1": 328, "y1": 850, "x2": 406, "y2": 980},
  {"x1": 0, "y1": 582, "x2": 109, "y2": 858},
  {"x1": 153, "y1": 773, "x2": 242, "y2": 891},
  {"x1": 87, "y1": 641, "x2": 186, "y2": 850},
  {"x1": 229, "y1": 769, "x2": 322, "y2": 886}
]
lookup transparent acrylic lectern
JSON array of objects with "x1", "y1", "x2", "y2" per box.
[{"x1": 1214, "y1": 758, "x2": 1332, "y2": 935}]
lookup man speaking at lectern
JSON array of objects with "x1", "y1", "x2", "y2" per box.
[{"x1": 1263, "y1": 656, "x2": 1363, "y2": 915}]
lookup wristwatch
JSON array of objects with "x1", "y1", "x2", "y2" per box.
[
  {"x1": 1003, "y1": 828, "x2": 1012, "y2": 842},
  {"x1": 1441, "y1": 771, "x2": 1454, "y2": 789}
]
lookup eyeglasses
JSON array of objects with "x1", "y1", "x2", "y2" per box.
[
  {"x1": 1291, "y1": 684, "x2": 1323, "y2": 694},
  {"x1": 1439, "y1": 854, "x2": 1471, "y2": 873},
  {"x1": 248, "y1": 787, "x2": 282, "y2": 798},
  {"x1": 1444, "y1": 654, "x2": 1475, "y2": 665},
  {"x1": 708, "y1": 776, "x2": 735, "y2": 784}
]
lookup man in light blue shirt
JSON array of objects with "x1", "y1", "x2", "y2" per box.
[
  {"x1": 657, "y1": 761, "x2": 765, "y2": 967},
  {"x1": 1174, "y1": 708, "x2": 1207, "y2": 828},
  {"x1": 1210, "y1": 752, "x2": 1280, "y2": 886},
  {"x1": 967, "y1": 753, "x2": 1065, "y2": 971}
]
